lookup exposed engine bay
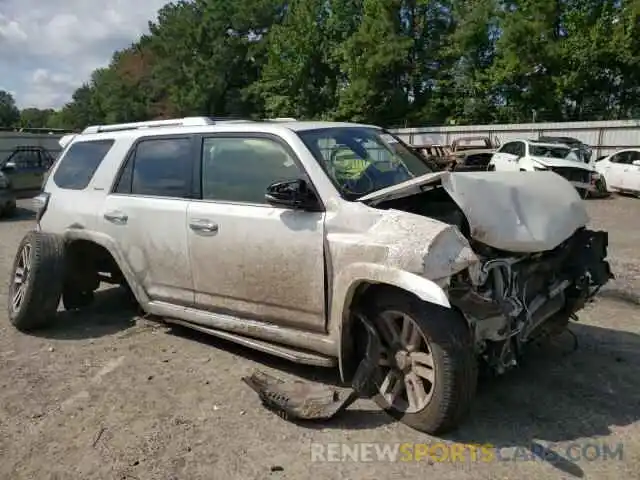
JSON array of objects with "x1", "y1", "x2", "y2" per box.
[{"x1": 372, "y1": 184, "x2": 613, "y2": 374}]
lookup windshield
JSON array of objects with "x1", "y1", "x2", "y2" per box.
[
  {"x1": 296, "y1": 127, "x2": 434, "y2": 199},
  {"x1": 529, "y1": 145, "x2": 573, "y2": 159}
]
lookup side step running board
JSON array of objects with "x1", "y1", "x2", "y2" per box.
[{"x1": 164, "y1": 318, "x2": 337, "y2": 367}]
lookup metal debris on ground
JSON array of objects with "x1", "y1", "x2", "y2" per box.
[{"x1": 242, "y1": 313, "x2": 381, "y2": 422}]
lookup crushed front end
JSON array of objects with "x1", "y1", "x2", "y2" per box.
[
  {"x1": 548, "y1": 166, "x2": 599, "y2": 193},
  {"x1": 447, "y1": 228, "x2": 613, "y2": 374}
]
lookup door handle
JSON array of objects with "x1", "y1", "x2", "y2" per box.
[
  {"x1": 104, "y1": 210, "x2": 128, "y2": 224},
  {"x1": 189, "y1": 219, "x2": 219, "y2": 234}
]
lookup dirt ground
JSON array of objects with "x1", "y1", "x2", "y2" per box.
[{"x1": 0, "y1": 196, "x2": 639, "y2": 480}]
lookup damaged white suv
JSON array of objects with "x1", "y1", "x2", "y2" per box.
[{"x1": 8, "y1": 117, "x2": 612, "y2": 434}]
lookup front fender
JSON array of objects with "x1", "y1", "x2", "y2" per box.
[
  {"x1": 330, "y1": 262, "x2": 451, "y2": 381},
  {"x1": 62, "y1": 229, "x2": 150, "y2": 306}
]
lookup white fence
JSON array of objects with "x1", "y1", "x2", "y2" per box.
[
  {"x1": 391, "y1": 119, "x2": 640, "y2": 158},
  {"x1": 3, "y1": 119, "x2": 640, "y2": 162}
]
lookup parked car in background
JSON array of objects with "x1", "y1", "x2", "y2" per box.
[
  {"x1": 594, "y1": 149, "x2": 640, "y2": 196},
  {"x1": 448, "y1": 136, "x2": 500, "y2": 171},
  {"x1": 410, "y1": 136, "x2": 499, "y2": 172},
  {"x1": 0, "y1": 146, "x2": 57, "y2": 197},
  {"x1": 532, "y1": 138, "x2": 608, "y2": 197},
  {"x1": 410, "y1": 143, "x2": 455, "y2": 170},
  {"x1": 489, "y1": 139, "x2": 601, "y2": 198},
  {"x1": 537, "y1": 136, "x2": 593, "y2": 163}
]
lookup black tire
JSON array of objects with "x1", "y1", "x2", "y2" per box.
[
  {"x1": 8, "y1": 231, "x2": 65, "y2": 331},
  {"x1": 596, "y1": 177, "x2": 610, "y2": 197},
  {"x1": 363, "y1": 289, "x2": 477, "y2": 435},
  {"x1": 62, "y1": 286, "x2": 94, "y2": 310}
]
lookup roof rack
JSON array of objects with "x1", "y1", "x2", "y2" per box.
[
  {"x1": 81, "y1": 116, "x2": 215, "y2": 134},
  {"x1": 266, "y1": 117, "x2": 297, "y2": 122}
]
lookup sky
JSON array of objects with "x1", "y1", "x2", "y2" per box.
[{"x1": 0, "y1": 0, "x2": 168, "y2": 109}]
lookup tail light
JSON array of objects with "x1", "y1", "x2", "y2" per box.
[{"x1": 33, "y1": 192, "x2": 50, "y2": 223}]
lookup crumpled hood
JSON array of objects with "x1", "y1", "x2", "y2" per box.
[
  {"x1": 530, "y1": 155, "x2": 595, "y2": 171},
  {"x1": 358, "y1": 171, "x2": 589, "y2": 253}
]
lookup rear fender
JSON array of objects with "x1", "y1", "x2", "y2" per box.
[{"x1": 62, "y1": 229, "x2": 150, "y2": 306}]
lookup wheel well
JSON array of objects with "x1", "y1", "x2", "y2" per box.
[
  {"x1": 64, "y1": 239, "x2": 127, "y2": 290},
  {"x1": 340, "y1": 282, "x2": 417, "y2": 381},
  {"x1": 340, "y1": 282, "x2": 473, "y2": 382}
]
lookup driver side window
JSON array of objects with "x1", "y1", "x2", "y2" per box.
[
  {"x1": 500, "y1": 142, "x2": 523, "y2": 156},
  {"x1": 611, "y1": 152, "x2": 631, "y2": 164},
  {"x1": 513, "y1": 142, "x2": 525, "y2": 157},
  {"x1": 201, "y1": 137, "x2": 304, "y2": 204}
]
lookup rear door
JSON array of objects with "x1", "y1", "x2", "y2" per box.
[{"x1": 99, "y1": 135, "x2": 197, "y2": 305}]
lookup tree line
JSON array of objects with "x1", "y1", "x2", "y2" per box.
[{"x1": 2, "y1": 0, "x2": 639, "y2": 131}]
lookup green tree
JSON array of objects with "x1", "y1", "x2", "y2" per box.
[
  {"x1": 251, "y1": 0, "x2": 349, "y2": 119},
  {"x1": 39, "y1": 0, "x2": 640, "y2": 128},
  {"x1": 332, "y1": 0, "x2": 413, "y2": 125},
  {"x1": 19, "y1": 108, "x2": 55, "y2": 128},
  {"x1": 0, "y1": 90, "x2": 20, "y2": 127},
  {"x1": 432, "y1": 0, "x2": 499, "y2": 125}
]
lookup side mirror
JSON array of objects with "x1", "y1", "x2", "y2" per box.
[
  {"x1": 2, "y1": 162, "x2": 16, "y2": 171},
  {"x1": 633, "y1": 160, "x2": 640, "y2": 167},
  {"x1": 265, "y1": 179, "x2": 321, "y2": 211}
]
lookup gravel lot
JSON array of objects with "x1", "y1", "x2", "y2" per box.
[{"x1": 0, "y1": 196, "x2": 639, "y2": 480}]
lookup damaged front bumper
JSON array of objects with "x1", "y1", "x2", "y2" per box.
[{"x1": 447, "y1": 227, "x2": 612, "y2": 373}]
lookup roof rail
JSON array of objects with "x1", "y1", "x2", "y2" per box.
[
  {"x1": 82, "y1": 116, "x2": 215, "y2": 134},
  {"x1": 266, "y1": 117, "x2": 297, "y2": 122}
]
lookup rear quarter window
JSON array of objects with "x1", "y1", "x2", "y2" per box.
[{"x1": 52, "y1": 139, "x2": 115, "y2": 190}]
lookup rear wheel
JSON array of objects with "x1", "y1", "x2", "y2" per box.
[
  {"x1": 8, "y1": 231, "x2": 65, "y2": 331},
  {"x1": 364, "y1": 289, "x2": 477, "y2": 435}
]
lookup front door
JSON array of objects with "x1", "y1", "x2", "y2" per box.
[
  {"x1": 99, "y1": 135, "x2": 197, "y2": 305},
  {"x1": 620, "y1": 150, "x2": 640, "y2": 192},
  {"x1": 607, "y1": 151, "x2": 631, "y2": 189},
  {"x1": 3, "y1": 149, "x2": 43, "y2": 193},
  {"x1": 491, "y1": 141, "x2": 524, "y2": 171},
  {"x1": 187, "y1": 134, "x2": 327, "y2": 332}
]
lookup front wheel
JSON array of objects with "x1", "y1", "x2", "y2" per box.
[
  {"x1": 576, "y1": 188, "x2": 589, "y2": 199},
  {"x1": 364, "y1": 289, "x2": 477, "y2": 435}
]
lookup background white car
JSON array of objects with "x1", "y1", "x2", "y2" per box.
[
  {"x1": 489, "y1": 139, "x2": 601, "y2": 197},
  {"x1": 594, "y1": 149, "x2": 640, "y2": 196}
]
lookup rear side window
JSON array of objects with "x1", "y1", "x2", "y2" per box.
[
  {"x1": 53, "y1": 140, "x2": 114, "y2": 190},
  {"x1": 113, "y1": 137, "x2": 192, "y2": 198}
]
